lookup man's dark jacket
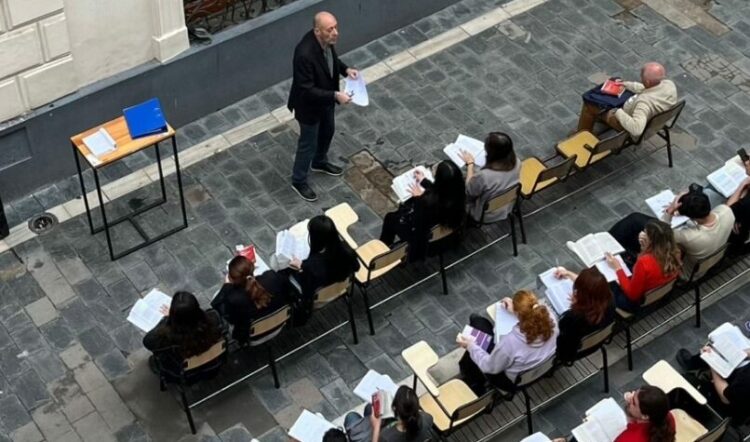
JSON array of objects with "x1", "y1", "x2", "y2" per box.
[{"x1": 287, "y1": 30, "x2": 348, "y2": 124}]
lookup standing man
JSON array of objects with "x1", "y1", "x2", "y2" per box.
[{"x1": 287, "y1": 11, "x2": 358, "y2": 202}]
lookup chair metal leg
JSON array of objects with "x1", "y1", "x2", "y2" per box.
[
  {"x1": 509, "y1": 214, "x2": 518, "y2": 257},
  {"x1": 412, "y1": 374, "x2": 418, "y2": 391},
  {"x1": 268, "y1": 346, "x2": 280, "y2": 388},
  {"x1": 345, "y1": 293, "x2": 358, "y2": 345},
  {"x1": 695, "y1": 284, "x2": 701, "y2": 328},
  {"x1": 361, "y1": 285, "x2": 375, "y2": 336},
  {"x1": 601, "y1": 346, "x2": 609, "y2": 393},
  {"x1": 516, "y1": 205, "x2": 527, "y2": 244},
  {"x1": 523, "y1": 389, "x2": 533, "y2": 434},
  {"x1": 664, "y1": 129, "x2": 673, "y2": 168},
  {"x1": 439, "y1": 251, "x2": 448, "y2": 295},
  {"x1": 180, "y1": 389, "x2": 197, "y2": 434},
  {"x1": 625, "y1": 325, "x2": 633, "y2": 371}
]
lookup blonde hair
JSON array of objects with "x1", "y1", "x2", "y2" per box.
[{"x1": 513, "y1": 290, "x2": 555, "y2": 343}]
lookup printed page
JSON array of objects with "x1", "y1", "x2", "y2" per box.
[
  {"x1": 344, "y1": 76, "x2": 369, "y2": 106},
  {"x1": 539, "y1": 267, "x2": 573, "y2": 315},
  {"x1": 709, "y1": 323, "x2": 750, "y2": 349},
  {"x1": 462, "y1": 325, "x2": 492, "y2": 351},
  {"x1": 571, "y1": 419, "x2": 610, "y2": 442},
  {"x1": 353, "y1": 370, "x2": 398, "y2": 402},
  {"x1": 288, "y1": 410, "x2": 336, "y2": 442},
  {"x1": 126, "y1": 299, "x2": 163, "y2": 332},
  {"x1": 568, "y1": 234, "x2": 602, "y2": 267},
  {"x1": 444, "y1": 143, "x2": 468, "y2": 168},
  {"x1": 712, "y1": 334, "x2": 747, "y2": 372},
  {"x1": 645, "y1": 190, "x2": 689, "y2": 228},
  {"x1": 594, "y1": 255, "x2": 631, "y2": 283},
  {"x1": 707, "y1": 161, "x2": 747, "y2": 198},
  {"x1": 494, "y1": 303, "x2": 519, "y2": 337},
  {"x1": 521, "y1": 433, "x2": 552, "y2": 442},
  {"x1": 454, "y1": 134, "x2": 487, "y2": 168},
  {"x1": 83, "y1": 128, "x2": 117, "y2": 157},
  {"x1": 594, "y1": 232, "x2": 625, "y2": 256},
  {"x1": 587, "y1": 398, "x2": 627, "y2": 441},
  {"x1": 700, "y1": 349, "x2": 734, "y2": 379}
]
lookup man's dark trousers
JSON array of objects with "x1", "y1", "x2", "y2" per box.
[{"x1": 292, "y1": 106, "x2": 335, "y2": 186}]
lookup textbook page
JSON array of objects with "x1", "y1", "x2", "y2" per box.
[
  {"x1": 572, "y1": 397, "x2": 626, "y2": 442},
  {"x1": 353, "y1": 370, "x2": 398, "y2": 402},
  {"x1": 444, "y1": 135, "x2": 487, "y2": 168},
  {"x1": 494, "y1": 302, "x2": 519, "y2": 337},
  {"x1": 594, "y1": 255, "x2": 631, "y2": 283},
  {"x1": 707, "y1": 161, "x2": 747, "y2": 198},
  {"x1": 645, "y1": 190, "x2": 689, "y2": 228},
  {"x1": 289, "y1": 410, "x2": 336, "y2": 442},
  {"x1": 702, "y1": 323, "x2": 750, "y2": 377},
  {"x1": 392, "y1": 166, "x2": 434, "y2": 203},
  {"x1": 344, "y1": 76, "x2": 369, "y2": 106},
  {"x1": 126, "y1": 289, "x2": 171, "y2": 332},
  {"x1": 275, "y1": 230, "x2": 310, "y2": 262},
  {"x1": 521, "y1": 433, "x2": 552, "y2": 442},
  {"x1": 539, "y1": 268, "x2": 573, "y2": 315},
  {"x1": 567, "y1": 233, "x2": 625, "y2": 267},
  {"x1": 709, "y1": 322, "x2": 750, "y2": 349}
]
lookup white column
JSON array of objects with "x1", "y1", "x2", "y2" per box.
[{"x1": 151, "y1": 0, "x2": 189, "y2": 62}]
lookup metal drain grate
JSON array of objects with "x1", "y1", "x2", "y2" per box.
[{"x1": 28, "y1": 213, "x2": 58, "y2": 234}]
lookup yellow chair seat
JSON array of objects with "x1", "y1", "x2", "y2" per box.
[
  {"x1": 520, "y1": 158, "x2": 555, "y2": 197},
  {"x1": 615, "y1": 307, "x2": 633, "y2": 320},
  {"x1": 325, "y1": 203, "x2": 359, "y2": 249},
  {"x1": 673, "y1": 408, "x2": 708, "y2": 442},
  {"x1": 419, "y1": 380, "x2": 479, "y2": 432},
  {"x1": 557, "y1": 131, "x2": 608, "y2": 169},
  {"x1": 355, "y1": 240, "x2": 402, "y2": 283}
]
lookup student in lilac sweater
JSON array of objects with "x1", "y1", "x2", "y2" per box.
[{"x1": 457, "y1": 290, "x2": 558, "y2": 394}]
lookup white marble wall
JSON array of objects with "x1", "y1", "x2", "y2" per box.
[{"x1": 0, "y1": 0, "x2": 188, "y2": 123}]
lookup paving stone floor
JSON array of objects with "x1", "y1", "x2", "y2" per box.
[{"x1": 2, "y1": 0, "x2": 750, "y2": 441}]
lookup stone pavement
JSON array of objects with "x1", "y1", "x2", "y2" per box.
[{"x1": 2, "y1": 0, "x2": 750, "y2": 440}]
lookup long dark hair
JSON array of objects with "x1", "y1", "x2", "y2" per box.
[
  {"x1": 228, "y1": 256, "x2": 272, "y2": 309},
  {"x1": 430, "y1": 160, "x2": 466, "y2": 229},
  {"x1": 308, "y1": 215, "x2": 357, "y2": 281},
  {"x1": 165, "y1": 291, "x2": 221, "y2": 358},
  {"x1": 484, "y1": 132, "x2": 517, "y2": 171},
  {"x1": 571, "y1": 267, "x2": 612, "y2": 325},
  {"x1": 638, "y1": 386, "x2": 675, "y2": 442},
  {"x1": 392, "y1": 386, "x2": 421, "y2": 439}
]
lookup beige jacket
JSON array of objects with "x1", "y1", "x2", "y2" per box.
[{"x1": 614, "y1": 79, "x2": 677, "y2": 138}]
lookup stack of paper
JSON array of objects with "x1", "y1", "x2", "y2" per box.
[
  {"x1": 83, "y1": 128, "x2": 117, "y2": 157},
  {"x1": 494, "y1": 302, "x2": 519, "y2": 337},
  {"x1": 700, "y1": 322, "x2": 750, "y2": 378},
  {"x1": 127, "y1": 289, "x2": 171, "y2": 332},
  {"x1": 566, "y1": 232, "x2": 625, "y2": 267},
  {"x1": 571, "y1": 398, "x2": 627, "y2": 442},
  {"x1": 444, "y1": 134, "x2": 487, "y2": 168},
  {"x1": 539, "y1": 268, "x2": 574, "y2": 315},
  {"x1": 707, "y1": 158, "x2": 747, "y2": 198},
  {"x1": 344, "y1": 76, "x2": 369, "y2": 106},
  {"x1": 391, "y1": 166, "x2": 434, "y2": 203},
  {"x1": 645, "y1": 190, "x2": 689, "y2": 228},
  {"x1": 288, "y1": 410, "x2": 336, "y2": 442}
]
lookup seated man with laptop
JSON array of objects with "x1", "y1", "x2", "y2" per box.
[{"x1": 576, "y1": 62, "x2": 677, "y2": 138}]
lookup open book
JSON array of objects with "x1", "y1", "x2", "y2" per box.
[
  {"x1": 600, "y1": 79, "x2": 626, "y2": 97},
  {"x1": 288, "y1": 410, "x2": 336, "y2": 442},
  {"x1": 275, "y1": 229, "x2": 310, "y2": 262},
  {"x1": 539, "y1": 268, "x2": 573, "y2": 316},
  {"x1": 83, "y1": 128, "x2": 117, "y2": 157},
  {"x1": 594, "y1": 255, "x2": 631, "y2": 283},
  {"x1": 571, "y1": 397, "x2": 627, "y2": 442},
  {"x1": 353, "y1": 370, "x2": 398, "y2": 402},
  {"x1": 494, "y1": 302, "x2": 519, "y2": 337},
  {"x1": 461, "y1": 325, "x2": 493, "y2": 352},
  {"x1": 126, "y1": 289, "x2": 171, "y2": 332},
  {"x1": 700, "y1": 322, "x2": 750, "y2": 378},
  {"x1": 567, "y1": 232, "x2": 625, "y2": 267},
  {"x1": 444, "y1": 134, "x2": 487, "y2": 168},
  {"x1": 391, "y1": 166, "x2": 434, "y2": 203},
  {"x1": 645, "y1": 190, "x2": 689, "y2": 228},
  {"x1": 707, "y1": 156, "x2": 747, "y2": 198}
]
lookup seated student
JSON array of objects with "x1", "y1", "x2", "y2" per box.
[
  {"x1": 726, "y1": 172, "x2": 750, "y2": 254},
  {"x1": 676, "y1": 346, "x2": 750, "y2": 423},
  {"x1": 457, "y1": 290, "x2": 558, "y2": 395},
  {"x1": 344, "y1": 386, "x2": 434, "y2": 442},
  {"x1": 380, "y1": 160, "x2": 466, "y2": 260},
  {"x1": 211, "y1": 256, "x2": 290, "y2": 343},
  {"x1": 576, "y1": 62, "x2": 677, "y2": 138},
  {"x1": 288, "y1": 215, "x2": 360, "y2": 324},
  {"x1": 552, "y1": 267, "x2": 615, "y2": 362},
  {"x1": 606, "y1": 219, "x2": 681, "y2": 312},
  {"x1": 460, "y1": 132, "x2": 521, "y2": 223},
  {"x1": 143, "y1": 291, "x2": 223, "y2": 376},
  {"x1": 661, "y1": 184, "x2": 735, "y2": 275}
]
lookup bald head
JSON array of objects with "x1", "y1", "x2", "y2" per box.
[
  {"x1": 641, "y1": 62, "x2": 666, "y2": 88},
  {"x1": 313, "y1": 11, "x2": 339, "y2": 47}
]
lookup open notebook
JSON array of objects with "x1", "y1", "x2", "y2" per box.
[
  {"x1": 700, "y1": 322, "x2": 750, "y2": 378},
  {"x1": 707, "y1": 155, "x2": 747, "y2": 198},
  {"x1": 571, "y1": 397, "x2": 627, "y2": 442},
  {"x1": 275, "y1": 229, "x2": 310, "y2": 262}
]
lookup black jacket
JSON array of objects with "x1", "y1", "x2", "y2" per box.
[
  {"x1": 556, "y1": 303, "x2": 615, "y2": 362},
  {"x1": 287, "y1": 30, "x2": 349, "y2": 124}
]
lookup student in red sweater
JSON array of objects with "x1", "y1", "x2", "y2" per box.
[
  {"x1": 617, "y1": 386, "x2": 675, "y2": 442},
  {"x1": 605, "y1": 220, "x2": 680, "y2": 312}
]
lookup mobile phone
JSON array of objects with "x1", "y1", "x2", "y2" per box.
[
  {"x1": 371, "y1": 392, "x2": 382, "y2": 418},
  {"x1": 738, "y1": 148, "x2": 749, "y2": 163}
]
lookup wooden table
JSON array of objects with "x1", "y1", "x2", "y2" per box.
[{"x1": 71, "y1": 116, "x2": 187, "y2": 260}]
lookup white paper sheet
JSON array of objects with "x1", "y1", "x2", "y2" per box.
[
  {"x1": 539, "y1": 268, "x2": 574, "y2": 315},
  {"x1": 344, "y1": 76, "x2": 369, "y2": 106},
  {"x1": 707, "y1": 161, "x2": 747, "y2": 198},
  {"x1": 391, "y1": 166, "x2": 435, "y2": 203},
  {"x1": 444, "y1": 134, "x2": 487, "y2": 168},
  {"x1": 126, "y1": 289, "x2": 171, "y2": 332},
  {"x1": 567, "y1": 232, "x2": 625, "y2": 267},
  {"x1": 645, "y1": 190, "x2": 689, "y2": 228},
  {"x1": 494, "y1": 302, "x2": 519, "y2": 337},
  {"x1": 594, "y1": 255, "x2": 632, "y2": 283},
  {"x1": 288, "y1": 410, "x2": 336, "y2": 442},
  {"x1": 353, "y1": 370, "x2": 398, "y2": 402},
  {"x1": 521, "y1": 433, "x2": 552, "y2": 442},
  {"x1": 83, "y1": 128, "x2": 117, "y2": 157},
  {"x1": 571, "y1": 398, "x2": 627, "y2": 442}
]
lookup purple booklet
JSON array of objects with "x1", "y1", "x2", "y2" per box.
[{"x1": 462, "y1": 325, "x2": 492, "y2": 352}]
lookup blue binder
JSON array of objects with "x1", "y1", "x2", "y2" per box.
[{"x1": 123, "y1": 98, "x2": 168, "y2": 139}]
